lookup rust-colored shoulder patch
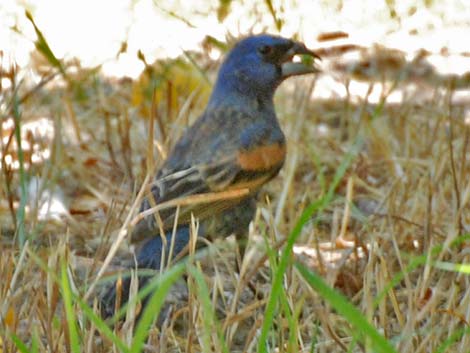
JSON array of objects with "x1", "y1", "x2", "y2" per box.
[{"x1": 237, "y1": 143, "x2": 286, "y2": 171}]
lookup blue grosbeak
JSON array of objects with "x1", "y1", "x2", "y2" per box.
[{"x1": 101, "y1": 34, "x2": 320, "y2": 317}]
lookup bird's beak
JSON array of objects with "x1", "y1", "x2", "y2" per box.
[{"x1": 281, "y1": 41, "x2": 321, "y2": 78}]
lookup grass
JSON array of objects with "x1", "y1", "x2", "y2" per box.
[{"x1": 1, "y1": 6, "x2": 470, "y2": 353}]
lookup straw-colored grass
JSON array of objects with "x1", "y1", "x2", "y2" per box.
[{"x1": 1, "y1": 12, "x2": 470, "y2": 353}]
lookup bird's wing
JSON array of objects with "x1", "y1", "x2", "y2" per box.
[{"x1": 131, "y1": 108, "x2": 285, "y2": 242}]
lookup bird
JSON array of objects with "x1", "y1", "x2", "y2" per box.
[{"x1": 101, "y1": 34, "x2": 320, "y2": 318}]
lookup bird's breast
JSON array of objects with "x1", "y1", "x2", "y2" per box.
[{"x1": 236, "y1": 142, "x2": 286, "y2": 171}]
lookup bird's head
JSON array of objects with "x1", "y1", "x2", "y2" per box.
[{"x1": 209, "y1": 34, "x2": 321, "y2": 109}]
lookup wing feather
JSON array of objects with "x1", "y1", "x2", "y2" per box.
[{"x1": 131, "y1": 107, "x2": 285, "y2": 243}]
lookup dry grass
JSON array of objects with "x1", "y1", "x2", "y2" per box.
[{"x1": 1, "y1": 20, "x2": 470, "y2": 353}]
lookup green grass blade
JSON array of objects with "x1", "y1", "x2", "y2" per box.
[
  {"x1": 295, "y1": 262, "x2": 397, "y2": 353},
  {"x1": 30, "y1": 329, "x2": 39, "y2": 353},
  {"x1": 107, "y1": 269, "x2": 157, "y2": 324},
  {"x1": 10, "y1": 333, "x2": 31, "y2": 353},
  {"x1": 76, "y1": 297, "x2": 130, "y2": 353},
  {"x1": 188, "y1": 265, "x2": 229, "y2": 353},
  {"x1": 434, "y1": 326, "x2": 470, "y2": 353},
  {"x1": 25, "y1": 10, "x2": 66, "y2": 76},
  {"x1": 262, "y1": 232, "x2": 297, "y2": 351},
  {"x1": 12, "y1": 88, "x2": 27, "y2": 247},
  {"x1": 258, "y1": 139, "x2": 362, "y2": 352},
  {"x1": 60, "y1": 261, "x2": 81, "y2": 353},
  {"x1": 372, "y1": 235, "x2": 470, "y2": 310},
  {"x1": 434, "y1": 260, "x2": 470, "y2": 274},
  {"x1": 130, "y1": 262, "x2": 186, "y2": 353},
  {"x1": 27, "y1": 249, "x2": 130, "y2": 352}
]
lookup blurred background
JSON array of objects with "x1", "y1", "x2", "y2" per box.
[{"x1": 2, "y1": 0, "x2": 469, "y2": 78}]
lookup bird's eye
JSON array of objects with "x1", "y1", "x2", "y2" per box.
[{"x1": 258, "y1": 45, "x2": 273, "y2": 55}]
